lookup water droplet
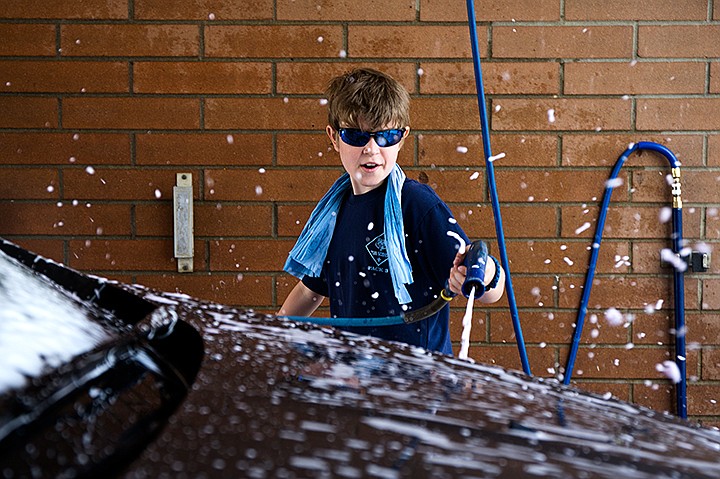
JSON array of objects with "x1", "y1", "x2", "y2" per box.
[
  {"x1": 547, "y1": 109, "x2": 556, "y2": 123},
  {"x1": 605, "y1": 178, "x2": 623, "y2": 189},
  {"x1": 656, "y1": 360, "x2": 681, "y2": 383},
  {"x1": 658, "y1": 207, "x2": 672, "y2": 223},
  {"x1": 604, "y1": 307, "x2": 624, "y2": 326},
  {"x1": 574, "y1": 222, "x2": 591, "y2": 235}
]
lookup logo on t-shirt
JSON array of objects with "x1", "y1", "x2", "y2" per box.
[{"x1": 366, "y1": 234, "x2": 388, "y2": 267}]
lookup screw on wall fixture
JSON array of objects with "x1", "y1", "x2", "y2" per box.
[{"x1": 173, "y1": 173, "x2": 194, "y2": 273}]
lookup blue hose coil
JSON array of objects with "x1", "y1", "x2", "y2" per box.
[{"x1": 561, "y1": 141, "x2": 686, "y2": 419}]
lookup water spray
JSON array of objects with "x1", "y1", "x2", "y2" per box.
[{"x1": 458, "y1": 240, "x2": 492, "y2": 360}]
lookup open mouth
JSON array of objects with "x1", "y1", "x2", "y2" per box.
[{"x1": 361, "y1": 163, "x2": 380, "y2": 171}]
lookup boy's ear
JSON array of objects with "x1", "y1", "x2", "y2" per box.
[
  {"x1": 326, "y1": 125, "x2": 340, "y2": 152},
  {"x1": 398, "y1": 126, "x2": 410, "y2": 150}
]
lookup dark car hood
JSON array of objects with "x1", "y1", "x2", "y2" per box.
[
  {"x1": 1, "y1": 238, "x2": 719, "y2": 479},
  {"x1": 124, "y1": 291, "x2": 720, "y2": 479}
]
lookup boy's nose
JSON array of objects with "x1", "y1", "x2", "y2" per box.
[{"x1": 363, "y1": 137, "x2": 380, "y2": 153}]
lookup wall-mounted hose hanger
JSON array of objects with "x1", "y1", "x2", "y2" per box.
[{"x1": 173, "y1": 173, "x2": 194, "y2": 273}]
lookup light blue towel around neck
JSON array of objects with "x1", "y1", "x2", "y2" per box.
[{"x1": 284, "y1": 165, "x2": 414, "y2": 305}]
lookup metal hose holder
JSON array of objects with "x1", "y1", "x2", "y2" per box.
[{"x1": 173, "y1": 173, "x2": 194, "y2": 273}]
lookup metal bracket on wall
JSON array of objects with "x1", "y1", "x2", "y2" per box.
[
  {"x1": 687, "y1": 251, "x2": 710, "y2": 272},
  {"x1": 660, "y1": 250, "x2": 710, "y2": 273},
  {"x1": 173, "y1": 173, "x2": 194, "y2": 273}
]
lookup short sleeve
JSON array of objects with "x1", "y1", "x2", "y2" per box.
[{"x1": 302, "y1": 274, "x2": 328, "y2": 297}]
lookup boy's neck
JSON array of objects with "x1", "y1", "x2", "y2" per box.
[{"x1": 351, "y1": 178, "x2": 388, "y2": 197}]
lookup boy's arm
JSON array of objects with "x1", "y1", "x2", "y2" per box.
[
  {"x1": 278, "y1": 281, "x2": 325, "y2": 316},
  {"x1": 447, "y1": 250, "x2": 505, "y2": 304}
]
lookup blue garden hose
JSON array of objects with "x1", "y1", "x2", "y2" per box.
[
  {"x1": 282, "y1": 314, "x2": 407, "y2": 327},
  {"x1": 466, "y1": 0, "x2": 532, "y2": 376},
  {"x1": 284, "y1": 240, "x2": 494, "y2": 327},
  {"x1": 562, "y1": 142, "x2": 686, "y2": 418}
]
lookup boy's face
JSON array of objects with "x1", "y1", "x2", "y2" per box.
[{"x1": 326, "y1": 123, "x2": 408, "y2": 195}]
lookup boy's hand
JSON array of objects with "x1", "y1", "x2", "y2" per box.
[
  {"x1": 447, "y1": 248, "x2": 498, "y2": 297},
  {"x1": 447, "y1": 250, "x2": 468, "y2": 296}
]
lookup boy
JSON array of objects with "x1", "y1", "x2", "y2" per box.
[{"x1": 280, "y1": 68, "x2": 504, "y2": 355}]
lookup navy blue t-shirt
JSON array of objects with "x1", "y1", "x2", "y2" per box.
[{"x1": 302, "y1": 178, "x2": 469, "y2": 355}]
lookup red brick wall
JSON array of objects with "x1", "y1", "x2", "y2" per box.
[{"x1": 1, "y1": 0, "x2": 719, "y2": 423}]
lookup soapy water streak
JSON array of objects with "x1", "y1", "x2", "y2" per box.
[
  {"x1": 446, "y1": 231, "x2": 467, "y2": 256},
  {"x1": 656, "y1": 360, "x2": 681, "y2": 384},
  {"x1": 446, "y1": 230, "x2": 474, "y2": 360},
  {"x1": 458, "y1": 285, "x2": 475, "y2": 361}
]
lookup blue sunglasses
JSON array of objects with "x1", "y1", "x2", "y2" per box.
[{"x1": 338, "y1": 128, "x2": 406, "y2": 148}]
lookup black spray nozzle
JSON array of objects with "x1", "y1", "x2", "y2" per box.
[{"x1": 461, "y1": 240, "x2": 489, "y2": 299}]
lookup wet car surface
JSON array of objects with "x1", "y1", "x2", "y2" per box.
[{"x1": 2, "y1": 238, "x2": 720, "y2": 478}]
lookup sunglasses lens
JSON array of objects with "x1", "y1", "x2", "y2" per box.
[
  {"x1": 339, "y1": 129, "x2": 370, "y2": 147},
  {"x1": 339, "y1": 128, "x2": 405, "y2": 147},
  {"x1": 376, "y1": 129, "x2": 404, "y2": 147}
]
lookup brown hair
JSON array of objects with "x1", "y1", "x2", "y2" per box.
[{"x1": 325, "y1": 68, "x2": 410, "y2": 131}]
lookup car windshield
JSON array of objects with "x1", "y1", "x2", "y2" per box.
[{"x1": 0, "y1": 250, "x2": 116, "y2": 393}]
